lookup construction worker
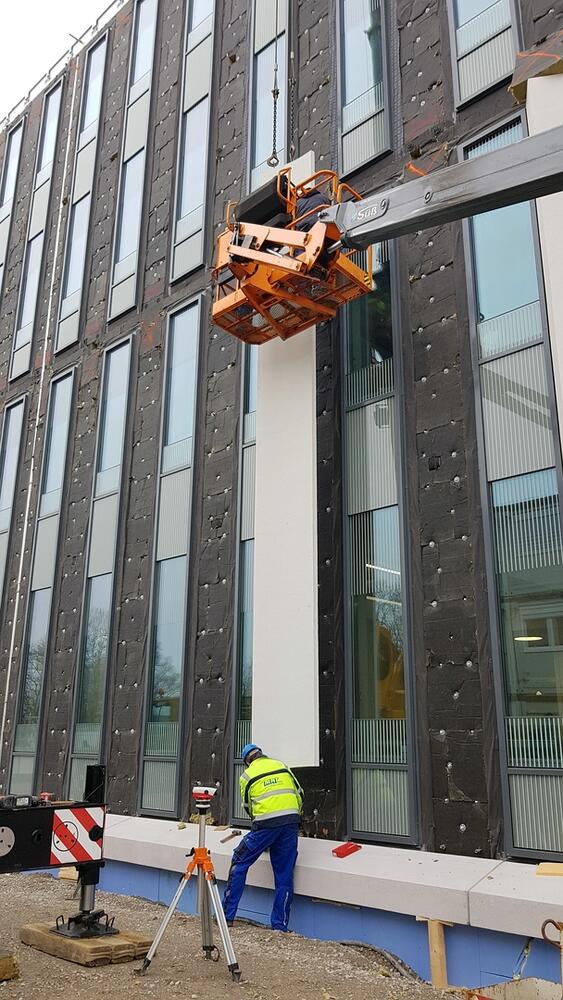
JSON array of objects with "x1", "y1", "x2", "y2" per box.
[
  {"x1": 222, "y1": 743, "x2": 304, "y2": 932},
  {"x1": 294, "y1": 187, "x2": 330, "y2": 232}
]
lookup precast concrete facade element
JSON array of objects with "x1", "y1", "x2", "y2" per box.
[{"x1": 0, "y1": 0, "x2": 562, "y2": 863}]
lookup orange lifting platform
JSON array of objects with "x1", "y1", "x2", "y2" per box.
[{"x1": 211, "y1": 169, "x2": 373, "y2": 345}]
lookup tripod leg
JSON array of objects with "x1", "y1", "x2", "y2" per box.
[
  {"x1": 207, "y1": 877, "x2": 242, "y2": 982},
  {"x1": 136, "y1": 872, "x2": 192, "y2": 975},
  {"x1": 199, "y1": 868, "x2": 216, "y2": 960}
]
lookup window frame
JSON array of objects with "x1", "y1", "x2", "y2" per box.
[
  {"x1": 66, "y1": 336, "x2": 134, "y2": 798},
  {"x1": 8, "y1": 371, "x2": 75, "y2": 795},
  {"x1": 138, "y1": 297, "x2": 204, "y2": 818},
  {"x1": 335, "y1": 0, "x2": 392, "y2": 179},
  {"x1": 0, "y1": 117, "x2": 25, "y2": 301},
  {"x1": 340, "y1": 240, "x2": 419, "y2": 845},
  {"x1": 460, "y1": 112, "x2": 563, "y2": 860},
  {"x1": 56, "y1": 31, "x2": 109, "y2": 354},
  {"x1": 245, "y1": 0, "x2": 291, "y2": 195},
  {"x1": 445, "y1": 0, "x2": 522, "y2": 109}
]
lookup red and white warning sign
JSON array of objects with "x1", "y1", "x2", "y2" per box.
[{"x1": 50, "y1": 806, "x2": 105, "y2": 866}]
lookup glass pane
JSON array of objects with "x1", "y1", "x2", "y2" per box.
[
  {"x1": 147, "y1": 556, "x2": 187, "y2": 726},
  {"x1": 189, "y1": 0, "x2": 213, "y2": 30},
  {"x1": 116, "y1": 151, "x2": 144, "y2": 263},
  {"x1": 252, "y1": 34, "x2": 286, "y2": 170},
  {"x1": 342, "y1": 0, "x2": 383, "y2": 106},
  {"x1": 0, "y1": 401, "x2": 24, "y2": 516},
  {"x1": 454, "y1": 0, "x2": 495, "y2": 26},
  {"x1": 244, "y1": 345, "x2": 258, "y2": 417},
  {"x1": 38, "y1": 84, "x2": 62, "y2": 172},
  {"x1": 1, "y1": 123, "x2": 23, "y2": 207},
  {"x1": 177, "y1": 98, "x2": 208, "y2": 221},
  {"x1": 18, "y1": 234, "x2": 43, "y2": 333},
  {"x1": 97, "y1": 342, "x2": 130, "y2": 483},
  {"x1": 237, "y1": 539, "x2": 254, "y2": 723},
  {"x1": 346, "y1": 245, "x2": 393, "y2": 407},
  {"x1": 63, "y1": 195, "x2": 90, "y2": 298},
  {"x1": 492, "y1": 470, "x2": 563, "y2": 727},
  {"x1": 350, "y1": 507, "x2": 405, "y2": 724},
  {"x1": 18, "y1": 588, "x2": 51, "y2": 725},
  {"x1": 75, "y1": 573, "x2": 112, "y2": 727},
  {"x1": 81, "y1": 37, "x2": 106, "y2": 132},
  {"x1": 164, "y1": 305, "x2": 199, "y2": 451},
  {"x1": 131, "y1": 0, "x2": 157, "y2": 84},
  {"x1": 41, "y1": 374, "x2": 73, "y2": 512}
]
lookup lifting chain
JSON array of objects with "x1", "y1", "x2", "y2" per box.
[
  {"x1": 288, "y1": 48, "x2": 296, "y2": 161},
  {"x1": 266, "y1": 0, "x2": 280, "y2": 168}
]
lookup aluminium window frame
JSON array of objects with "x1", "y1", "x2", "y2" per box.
[
  {"x1": 0, "y1": 393, "x2": 28, "y2": 627},
  {"x1": 169, "y1": 0, "x2": 218, "y2": 285},
  {"x1": 55, "y1": 30, "x2": 110, "y2": 354},
  {"x1": 10, "y1": 78, "x2": 65, "y2": 381},
  {"x1": 459, "y1": 110, "x2": 563, "y2": 861},
  {"x1": 0, "y1": 116, "x2": 26, "y2": 302},
  {"x1": 7, "y1": 367, "x2": 76, "y2": 794},
  {"x1": 445, "y1": 0, "x2": 523, "y2": 110},
  {"x1": 107, "y1": 0, "x2": 159, "y2": 323},
  {"x1": 340, "y1": 240, "x2": 419, "y2": 845},
  {"x1": 137, "y1": 295, "x2": 205, "y2": 818},
  {"x1": 335, "y1": 0, "x2": 393, "y2": 180},
  {"x1": 65, "y1": 334, "x2": 135, "y2": 797},
  {"x1": 245, "y1": 0, "x2": 291, "y2": 196}
]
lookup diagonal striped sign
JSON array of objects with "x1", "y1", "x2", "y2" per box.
[{"x1": 50, "y1": 806, "x2": 105, "y2": 866}]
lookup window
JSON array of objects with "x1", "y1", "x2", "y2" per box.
[
  {"x1": 141, "y1": 303, "x2": 200, "y2": 814},
  {"x1": 466, "y1": 122, "x2": 563, "y2": 856},
  {"x1": 131, "y1": 0, "x2": 157, "y2": 85},
  {"x1": 237, "y1": 539, "x2": 254, "y2": 726},
  {"x1": 0, "y1": 400, "x2": 24, "y2": 531},
  {"x1": 0, "y1": 122, "x2": 23, "y2": 207},
  {"x1": 10, "y1": 589, "x2": 51, "y2": 794},
  {"x1": 451, "y1": 0, "x2": 514, "y2": 103},
  {"x1": 252, "y1": 34, "x2": 287, "y2": 178},
  {"x1": 37, "y1": 84, "x2": 62, "y2": 173},
  {"x1": 344, "y1": 248, "x2": 411, "y2": 839},
  {"x1": 75, "y1": 574, "x2": 112, "y2": 742},
  {"x1": 115, "y1": 151, "x2": 144, "y2": 264},
  {"x1": 81, "y1": 38, "x2": 106, "y2": 133},
  {"x1": 190, "y1": 0, "x2": 213, "y2": 28},
  {"x1": 340, "y1": 0, "x2": 386, "y2": 174},
  {"x1": 40, "y1": 373, "x2": 73, "y2": 516},
  {"x1": 16, "y1": 234, "x2": 42, "y2": 339},
  {"x1": 62, "y1": 195, "x2": 90, "y2": 300},
  {"x1": 96, "y1": 341, "x2": 130, "y2": 493},
  {"x1": 0, "y1": 399, "x2": 25, "y2": 603},
  {"x1": 162, "y1": 304, "x2": 199, "y2": 471},
  {"x1": 177, "y1": 98, "x2": 209, "y2": 223}
]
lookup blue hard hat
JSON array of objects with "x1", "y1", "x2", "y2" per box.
[{"x1": 241, "y1": 743, "x2": 260, "y2": 762}]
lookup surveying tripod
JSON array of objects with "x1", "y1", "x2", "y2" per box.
[{"x1": 137, "y1": 786, "x2": 241, "y2": 982}]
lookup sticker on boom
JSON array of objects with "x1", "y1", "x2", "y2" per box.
[{"x1": 50, "y1": 806, "x2": 105, "y2": 866}]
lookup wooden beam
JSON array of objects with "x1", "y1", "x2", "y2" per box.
[
  {"x1": 0, "y1": 951, "x2": 19, "y2": 982},
  {"x1": 416, "y1": 916, "x2": 453, "y2": 987}
]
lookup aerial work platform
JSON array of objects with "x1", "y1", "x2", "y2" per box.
[{"x1": 211, "y1": 169, "x2": 373, "y2": 344}]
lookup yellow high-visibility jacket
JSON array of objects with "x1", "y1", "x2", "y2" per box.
[{"x1": 240, "y1": 756, "x2": 304, "y2": 829}]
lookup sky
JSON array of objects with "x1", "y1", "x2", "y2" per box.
[{"x1": 0, "y1": 1, "x2": 110, "y2": 120}]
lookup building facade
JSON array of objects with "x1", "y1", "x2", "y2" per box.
[{"x1": 0, "y1": 0, "x2": 562, "y2": 862}]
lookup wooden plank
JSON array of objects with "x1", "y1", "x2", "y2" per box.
[
  {"x1": 537, "y1": 862, "x2": 563, "y2": 876},
  {"x1": 0, "y1": 951, "x2": 19, "y2": 982},
  {"x1": 416, "y1": 916, "x2": 452, "y2": 988},
  {"x1": 20, "y1": 923, "x2": 150, "y2": 967}
]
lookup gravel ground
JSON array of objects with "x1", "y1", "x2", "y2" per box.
[{"x1": 0, "y1": 873, "x2": 457, "y2": 1000}]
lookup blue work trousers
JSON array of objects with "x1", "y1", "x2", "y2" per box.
[{"x1": 222, "y1": 824, "x2": 298, "y2": 931}]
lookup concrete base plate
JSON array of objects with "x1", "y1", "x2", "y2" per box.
[
  {"x1": 0, "y1": 950, "x2": 19, "y2": 981},
  {"x1": 20, "y1": 924, "x2": 151, "y2": 967}
]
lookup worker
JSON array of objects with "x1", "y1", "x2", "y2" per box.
[
  {"x1": 294, "y1": 187, "x2": 330, "y2": 232},
  {"x1": 222, "y1": 743, "x2": 304, "y2": 932}
]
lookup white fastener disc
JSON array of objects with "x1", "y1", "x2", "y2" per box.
[{"x1": 0, "y1": 826, "x2": 15, "y2": 858}]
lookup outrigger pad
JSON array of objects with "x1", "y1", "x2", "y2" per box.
[{"x1": 20, "y1": 923, "x2": 151, "y2": 967}]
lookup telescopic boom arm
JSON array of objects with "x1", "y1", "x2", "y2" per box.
[{"x1": 320, "y1": 123, "x2": 563, "y2": 250}]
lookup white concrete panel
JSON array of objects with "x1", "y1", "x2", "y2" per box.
[
  {"x1": 252, "y1": 328, "x2": 319, "y2": 768},
  {"x1": 469, "y1": 859, "x2": 563, "y2": 937},
  {"x1": 103, "y1": 815, "x2": 502, "y2": 926},
  {"x1": 527, "y1": 77, "x2": 563, "y2": 462}
]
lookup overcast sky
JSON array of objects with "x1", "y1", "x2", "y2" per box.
[{"x1": 0, "y1": 1, "x2": 109, "y2": 120}]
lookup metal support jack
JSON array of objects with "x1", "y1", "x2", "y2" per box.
[
  {"x1": 136, "y1": 786, "x2": 241, "y2": 983},
  {"x1": 52, "y1": 862, "x2": 118, "y2": 940}
]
